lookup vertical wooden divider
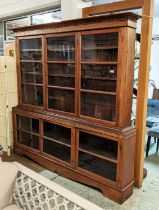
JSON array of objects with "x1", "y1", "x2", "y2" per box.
[
  {"x1": 42, "y1": 35, "x2": 47, "y2": 109},
  {"x1": 39, "y1": 119, "x2": 43, "y2": 154},
  {"x1": 76, "y1": 32, "x2": 81, "y2": 117},
  {"x1": 135, "y1": 0, "x2": 154, "y2": 187}
]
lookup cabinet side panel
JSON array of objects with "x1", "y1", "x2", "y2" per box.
[
  {"x1": 117, "y1": 27, "x2": 136, "y2": 128},
  {"x1": 119, "y1": 133, "x2": 136, "y2": 188}
]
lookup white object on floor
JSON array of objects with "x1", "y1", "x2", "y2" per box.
[{"x1": 0, "y1": 161, "x2": 103, "y2": 210}]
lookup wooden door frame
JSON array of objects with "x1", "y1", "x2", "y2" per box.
[{"x1": 82, "y1": 0, "x2": 154, "y2": 188}]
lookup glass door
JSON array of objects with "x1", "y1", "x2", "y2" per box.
[
  {"x1": 78, "y1": 130, "x2": 118, "y2": 182},
  {"x1": 80, "y1": 32, "x2": 119, "y2": 122},
  {"x1": 19, "y1": 38, "x2": 43, "y2": 106},
  {"x1": 47, "y1": 35, "x2": 75, "y2": 114},
  {"x1": 16, "y1": 114, "x2": 40, "y2": 150},
  {"x1": 43, "y1": 121, "x2": 72, "y2": 164}
]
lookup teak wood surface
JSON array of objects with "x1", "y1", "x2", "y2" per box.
[
  {"x1": 13, "y1": 12, "x2": 138, "y2": 203},
  {"x1": 82, "y1": 0, "x2": 154, "y2": 188}
]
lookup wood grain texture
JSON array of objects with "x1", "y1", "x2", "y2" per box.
[
  {"x1": 13, "y1": 12, "x2": 138, "y2": 203},
  {"x1": 135, "y1": 0, "x2": 154, "y2": 187},
  {"x1": 13, "y1": 13, "x2": 138, "y2": 37},
  {"x1": 82, "y1": 0, "x2": 144, "y2": 17}
]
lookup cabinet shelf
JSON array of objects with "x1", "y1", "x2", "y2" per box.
[
  {"x1": 17, "y1": 128, "x2": 39, "y2": 137},
  {"x1": 79, "y1": 148, "x2": 117, "y2": 163},
  {"x1": 48, "y1": 48, "x2": 75, "y2": 52},
  {"x1": 21, "y1": 49, "x2": 42, "y2": 52},
  {"x1": 48, "y1": 85, "x2": 75, "y2": 91},
  {"x1": 22, "y1": 82, "x2": 43, "y2": 86},
  {"x1": 82, "y1": 76, "x2": 117, "y2": 81},
  {"x1": 81, "y1": 61, "x2": 118, "y2": 65},
  {"x1": 22, "y1": 72, "x2": 42, "y2": 75},
  {"x1": 47, "y1": 61, "x2": 75, "y2": 64},
  {"x1": 80, "y1": 89, "x2": 116, "y2": 95},
  {"x1": 82, "y1": 46, "x2": 118, "y2": 50},
  {"x1": 44, "y1": 136, "x2": 71, "y2": 148},
  {"x1": 20, "y1": 60, "x2": 42, "y2": 63},
  {"x1": 49, "y1": 74, "x2": 75, "y2": 78}
]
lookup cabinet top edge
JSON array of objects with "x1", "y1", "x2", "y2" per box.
[{"x1": 13, "y1": 12, "x2": 139, "y2": 37}]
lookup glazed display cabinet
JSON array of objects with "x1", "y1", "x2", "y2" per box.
[{"x1": 13, "y1": 13, "x2": 138, "y2": 203}]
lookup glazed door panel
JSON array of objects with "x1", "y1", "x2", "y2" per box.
[
  {"x1": 80, "y1": 31, "x2": 119, "y2": 123},
  {"x1": 47, "y1": 35, "x2": 76, "y2": 114},
  {"x1": 19, "y1": 37, "x2": 44, "y2": 107}
]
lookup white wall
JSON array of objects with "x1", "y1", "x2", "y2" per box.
[
  {"x1": 0, "y1": 0, "x2": 60, "y2": 19},
  {"x1": 61, "y1": 0, "x2": 92, "y2": 20}
]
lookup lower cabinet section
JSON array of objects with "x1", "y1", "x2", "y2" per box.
[{"x1": 13, "y1": 108, "x2": 136, "y2": 204}]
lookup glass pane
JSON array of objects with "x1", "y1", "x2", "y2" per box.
[
  {"x1": 81, "y1": 93, "x2": 116, "y2": 121},
  {"x1": 17, "y1": 115, "x2": 39, "y2": 134},
  {"x1": 81, "y1": 33, "x2": 118, "y2": 62},
  {"x1": 81, "y1": 64, "x2": 117, "y2": 91},
  {"x1": 79, "y1": 132, "x2": 118, "y2": 160},
  {"x1": 44, "y1": 121, "x2": 71, "y2": 145},
  {"x1": 17, "y1": 130, "x2": 39, "y2": 150},
  {"x1": 81, "y1": 78, "x2": 116, "y2": 92},
  {"x1": 47, "y1": 36, "x2": 75, "y2": 61},
  {"x1": 22, "y1": 85, "x2": 43, "y2": 106},
  {"x1": 79, "y1": 152, "x2": 117, "y2": 181},
  {"x1": 21, "y1": 62, "x2": 43, "y2": 84},
  {"x1": 20, "y1": 38, "x2": 42, "y2": 60},
  {"x1": 48, "y1": 88, "x2": 75, "y2": 113},
  {"x1": 48, "y1": 63, "x2": 75, "y2": 88},
  {"x1": 43, "y1": 138, "x2": 70, "y2": 163}
]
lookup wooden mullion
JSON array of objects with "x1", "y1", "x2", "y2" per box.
[
  {"x1": 39, "y1": 119, "x2": 43, "y2": 154},
  {"x1": 16, "y1": 38, "x2": 22, "y2": 105},
  {"x1": 75, "y1": 32, "x2": 81, "y2": 117},
  {"x1": 135, "y1": 0, "x2": 154, "y2": 187},
  {"x1": 42, "y1": 35, "x2": 47, "y2": 109}
]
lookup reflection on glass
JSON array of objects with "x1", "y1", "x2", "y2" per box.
[
  {"x1": 48, "y1": 63, "x2": 75, "y2": 88},
  {"x1": 48, "y1": 88, "x2": 75, "y2": 113},
  {"x1": 20, "y1": 38, "x2": 42, "y2": 60},
  {"x1": 79, "y1": 152, "x2": 117, "y2": 181},
  {"x1": 81, "y1": 33, "x2": 118, "y2": 62},
  {"x1": 81, "y1": 92, "x2": 116, "y2": 121},
  {"x1": 17, "y1": 131, "x2": 39, "y2": 150},
  {"x1": 79, "y1": 132, "x2": 118, "y2": 160},
  {"x1": 16, "y1": 115, "x2": 39, "y2": 150},
  {"x1": 17, "y1": 115, "x2": 39, "y2": 134},
  {"x1": 22, "y1": 85, "x2": 43, "y2": 106},
  {"x1": 43, "y1": 139, "x2": 70, "y2": 163},
  {"x1": 44, "y1": 121, "x2": 71, "y2": 145},
  {"x1": 47, "y1": 36, "x2": 75, "y2": 61},
  {"x1": 21, "y1": 62, "x2": 43, "y2": 84}
]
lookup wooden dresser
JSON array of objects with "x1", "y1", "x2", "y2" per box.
[{"x1": 12, "y1": 13, "x2": 138, "y2": 203}]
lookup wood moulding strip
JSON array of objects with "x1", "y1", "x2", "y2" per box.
[
  {"x1": 80, "y1": 89, "x2": 117, "y2": 95},
  {"x1": 82, "y1": 0, "x2": 144, "y2": 17},
  {"x1": 79, "y1": 148, "x2": 118, "y2": 163}
]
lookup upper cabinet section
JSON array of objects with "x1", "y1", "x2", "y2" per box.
[{"x1": 15, "y1": 13, "x2": 138, "y2": 128}]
